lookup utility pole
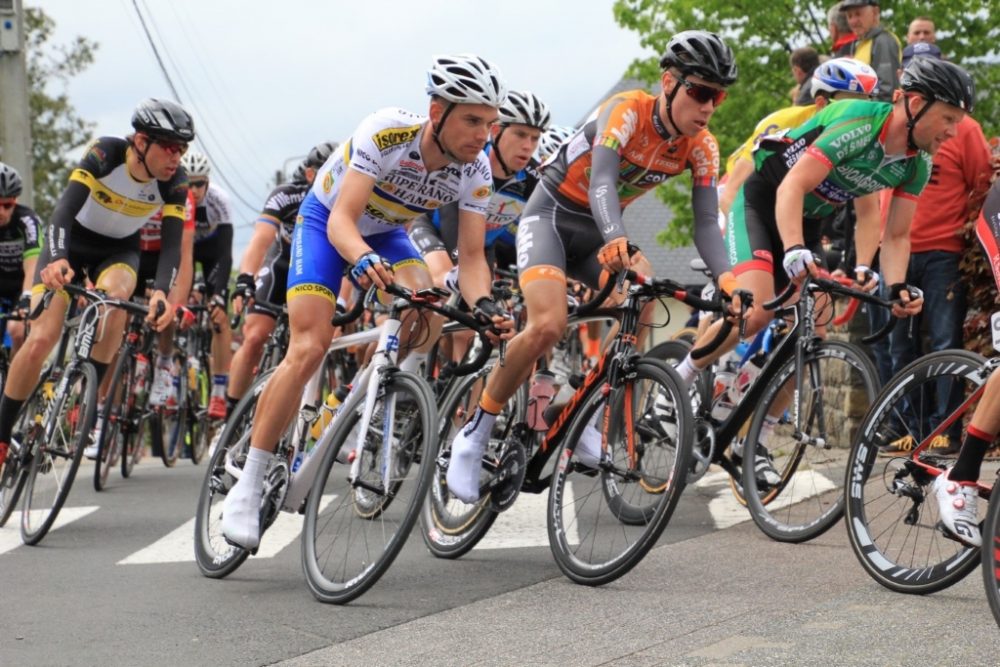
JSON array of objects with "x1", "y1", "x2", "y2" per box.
[{"x1": 0, "y1": 0, "x2": 33, "y2": 206}]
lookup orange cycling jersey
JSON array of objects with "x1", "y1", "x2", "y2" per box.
[{"x1": 544, "y1": 89, "x2": 720, "y2": 209}]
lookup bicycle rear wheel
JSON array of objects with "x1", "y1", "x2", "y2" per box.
[
  {"x1": 122, "y1": 360, "x2": 155, "y2": 479},
  {"x1": 159, "y1": 355, "x2": 186, "y2": 467},
  {"x1": 193, "y1": 371, "x2": 271, "y2": 578},
  {"x1": 302, "y1": 370, "x2": 436, "y2": 604},
  {"x1": 547, "y1": 358, "x2": 691, "y2": 586},
  {"x1": 21, "y1": 363, "x2": 98, "y2": 545},
  {"x1": 845, "y1": 350, "x2": 987, "y2": 594},
  {"x1": 742, "y1": 340, "x2": 878, "y2": 542},
  {"x1": 187, "y1": 362, "x2": 211, "y2": 465}
]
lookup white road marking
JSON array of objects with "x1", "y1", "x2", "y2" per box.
[{"x1": 0, "y1": 505, "x2": 100, "y2": 555}]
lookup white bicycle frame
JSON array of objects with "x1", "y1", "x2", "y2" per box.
[{"x1": 224, "y1": 302, "x2": 408, "y2": 514}]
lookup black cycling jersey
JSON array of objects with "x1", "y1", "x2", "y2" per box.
[{"x1": 0, "y1": 204, "x2": 43, "y2": 296}]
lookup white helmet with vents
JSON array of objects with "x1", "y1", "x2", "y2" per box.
[
  {"x1": 180, "y1": 151, "x2": 211, "y2": 177},
  {"x1": 498, "y1": 90, "x2": 551, "y2": 129},
  {"x1": 426, "y1": 54, "x2": 508, "y2": 107}
]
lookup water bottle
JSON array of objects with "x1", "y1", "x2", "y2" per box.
[
  {"x1": 733, "y1": 352, "x2": 765, "y2": 402},
  {"x1": 188, "y1": 356, "x2": 200, "y2": 390},
  {"x1": 527, "y1": 370, "x2": 557, "y2": 431},
  {"x1": 134, "y1": 354, "x2": 149, "y2": 400},
  {"x1": 309, "y1": 385, "x2": 349, "y2": 441},
  {"x1": 710, "y1": 344, "x2": 747, "y2": 421}
]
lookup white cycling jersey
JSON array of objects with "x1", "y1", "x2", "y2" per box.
[
  {"x1": 309, "y1": 107, "x2": 493, "y2": 236},
  {"x1": 194, "y1": 183, "x2": 233, "y2": 241}
]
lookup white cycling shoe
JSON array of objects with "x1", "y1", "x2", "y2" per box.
[
  {"x1": 222, "y1": 478, "x2": 262, "y2": 552},
  {"x1": 446, "y1": 425, "x2": 488, "y2": 504},
  {"x1": 933, "y1": 470, "x2": 981, "y2": 548}
]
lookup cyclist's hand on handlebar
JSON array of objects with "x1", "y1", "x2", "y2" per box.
[
  {"x1": 208, "y1": 294, "x2": 228, "y2": 327},
  {"x1": 853, "y1": 265, "x2": 880, "y2": 294},
  {"x1": 597, "y1": 237, "x2": 631, "y2": 273},
  {"x1": 350, "y1": 252, "x2": 393, "y2": 291},
  {"x1": 231, "y1": 272, "x2": 256, "y2": 313},
  {"x1": 175, "y1": 305, "x2": 196, "y2": 331},
  {"x1": 474, "y1": 297, "x2": 515, "y2": 344},
  {"x1": 889, "y1": 282, "x2": 924, "y2": 318},
  {"x1": 717, "y1": 271, "x2": 753, "y2": 320},
  {"x1": 40, "y1": 259, "x2": 74, "y2": 291},
  {"x1": 781, "y1": 245, "x2": 819, "y2": 283},
  {"x1": 147, "y1": 290, "x2": 173, "y2": 332}
]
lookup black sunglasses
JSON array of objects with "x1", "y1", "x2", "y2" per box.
[
  {"x1": 189, "y1": 180, "x2": 208, "y2": 188},
  {"x1": 676, "y1": 74, "x2": 728, "y2": 106}
]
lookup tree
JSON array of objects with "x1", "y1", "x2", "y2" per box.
[
  {"x1": 25, "y1": 7, "x2": 97, "y2": 222},
  {"x1": 613, "y1": 0, "x2": 999, "y2": 247}
]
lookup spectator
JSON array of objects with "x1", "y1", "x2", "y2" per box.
[
  {"x1": 790, "y1": 47, "x2": 821, "y2": 105},
  {"x1": 829, "y1": 2, "x2": 857, "y2": 55},
  {"x1": 837, "y1": 0, "x2": 901, "y2": 102},
  {"x1": 880, "y1": 56, "x2": 993, "y2": 456},
  {"x1": 907, "y1": 16, "x2": 936, "y2": 45}
]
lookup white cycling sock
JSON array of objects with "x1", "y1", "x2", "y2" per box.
[
  {"x1": 675, "y1": 355, "x2": 699, "y2": 385},
  {"x1": 446, "y1": 407, "x2": 497, "y2": 503},
  {"x1": 222, "y1": 447, "x2": 273, "y2": 550}
]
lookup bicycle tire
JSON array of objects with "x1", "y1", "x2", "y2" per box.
[
  {"x1": 845, "y1": 349, "x2": 986, "y2": 594},
  {"x1": 159, "y1": 354, "x2": 187, "y2": 467},
  {"x1": 419, "y1": 368, "x2": 523, "y2": 559},
  {"x1": 0, "y1": 362, "x2": 30, "y2": 527},
  {"x1": 94, "y1": 352, "x2": 132, "y2": 491},
  {"x1": 742, "y1": 340, "x2": 878, "y2": 542},
  {"x1": 188, "y1": 363, "x2": 211, "y2": 465},
  {"x1": 547, "y1": 358, "x2": 691, "y2": 586},
  {"x1": 302, "y1": 370, "x2": 437, "y2": 604},
  {"x1": 982, "y1": 486, "x2": 1000, "y2": 627},
  {"x1": 193, "y1": 370, "x2": 272, "y2": 577},
  {"x1": 21, "y1": 363, "x2": 98, "y2": 545},
  {"x1": 122, "y1": 361, "x2": 155, "y2": 478}
]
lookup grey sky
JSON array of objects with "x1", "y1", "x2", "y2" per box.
[{"x1": 39, "y1": 0, "x2": 652, "y2": 262}]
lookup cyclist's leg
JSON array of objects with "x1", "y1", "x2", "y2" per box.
[
  {"x1": 91, "y1": 260, "x2": 139, "y2": 367},
  {"x1": 194, "y1": 237, "x2": 233, "y2": 416},
  {"x1": 375, "y1": 229, "x2": 435, "y2": 372},
  {"x1": 226, "y1": 254, "x2": 285, "y2": 408},
  {"x1": 222, "y1": 209, "x2": 340, "y2": 550},
  {"x1": 446, "y1": 191, "x2": 571, "y2": 502}
]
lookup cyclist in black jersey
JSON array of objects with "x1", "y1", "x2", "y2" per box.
[
  {"x1": 0, "y1": 99, "x2": 193, "y2": 470},
  {"x1": 225, "y1": 141, "x2": 337, "y2": 416},
  {"x1": 0, "y1": 163, "x2": 43, "y2": 355}
]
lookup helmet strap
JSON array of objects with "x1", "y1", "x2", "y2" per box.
[
  {"x1": 662, "y1": 81, "x2": 683, "y2": 138},
  {"x1": 903, "y1": 94, "x2": 933, "y2": 152},
  {"x1": 131, "y1": 136, "x2": 156, "y2": 180},
  {"x1": 430, "y1": 102, "x2": 465, "y2": 164}
]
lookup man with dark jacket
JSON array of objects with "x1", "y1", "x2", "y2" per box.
[{"x1": 837, "y1": 0, "x2": 901, "y2": 102}]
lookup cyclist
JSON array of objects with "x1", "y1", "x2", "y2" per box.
[
  {"x1": 183, "y1": 151, "x2": 235, "y2": 420},
  {"x1": 221, "y1": 54, "x2": 513, "y2": 551},
  {"x1": 677, "y1": 57, "x2": 974, "y2": 484},
  {"x1": 446, "y1": 30, "x2": 740, "y2": 503},
  {"x1": 409, "y1": 89, "x2": 548, "y2": 287},
  {"x1": 720, "y1": 58, "x2": 879, "y2": 216},
  {"x1": 0, "y1": 162, "x2": 44, "y2": 355},
  {"x1": 224, "y1": 141, "x2": 338, "y2": 416},
  {"x1": 932, "y1": 179, "x2": 1000, "y2": 548},
  {"x1": 0, "y1": 98, "x2": 190, "y2": 469}
]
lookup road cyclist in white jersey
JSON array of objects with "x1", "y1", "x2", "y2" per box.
[{"x1": 221, "y1": 54, "x2": 515, "y2": 551}]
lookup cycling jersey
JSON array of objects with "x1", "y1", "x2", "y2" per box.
[
  {"x1": 538, "y1": 88, "x2": 729, "y2": 278},
  {"x1": 725, "y1": 104, "x2": 818, "y2": 175},
  {"x1": 754, "y1": 99, "x2": 932, "y2": 219},
  {"x1": 256, "y1": 180, "x2": 310, "y2": 257},
  {"x1": 139, "y1": 190, "x2": 196, "y2": 252},
  {"x1": 309, "y1": 107, "x2": 493, "y2": 236},
  {"x1": 976, "y1": 180, "x2": 1000, "y2": 294},
  {"x1": 410, "y1": 153, "x2": 541, "y2": 259},
  {"x1": 48, "y1": 136, "x2": 188, "y2": 291},
  {"x1": 194, "y1": 183, "x2": 233, "y2": 242},
  {"x1": 289, "y1": 107, "x2": 493, "y2": 303},
  {"x1": 0, "y1": 204, "x2": 43, "y2": 296}
]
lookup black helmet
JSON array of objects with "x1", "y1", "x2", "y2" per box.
[
  {"x1": 901, "y1": 57, "x2": 976, "y2": 113},
  {"x1": 659, "y1": 30, "x2": 738, "y2": 86},
  {"x1": 305, "y1": 141, "x2": 339, "y2": 169},
  {"x1": 291, "y1": 163, "x2": 308, "y2": 183},
  {"x1": 0, "y1": 162, "x2": 23, "y2": 198},
  {"x1": 131, "y1": 98, "x2": 196, "y2": 142}
]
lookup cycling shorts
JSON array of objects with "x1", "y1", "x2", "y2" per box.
[
  {"x1": 287, "y1": 193, "x2": 425, "y2": 303},
  {"x1": 250, "y1": 245, "x2": 289, "y2": 317},
  {"x1": 515, "y1": 183, "x2": 604, "y2": 290},
  {"x1": 32, "y1": 221, "x2": 139, "y2": 296}
]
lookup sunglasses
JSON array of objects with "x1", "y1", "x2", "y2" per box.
[
  {"x1": 189, "y1": 180, "x2": 208, "y2": 189},
  {"x1": 0, "y1": 200, "x2": 15, "y2": 210},
  {"x1": 154, "y1": 139, "x2": 189, "y2": 156},
  {"x1": 676, "y1": 75, "x2": 728, "y2": 106}
]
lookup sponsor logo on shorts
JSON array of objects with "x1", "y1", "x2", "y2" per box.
[{"x1": 288, "y1": 283, "x2": 334, "y2": 301}]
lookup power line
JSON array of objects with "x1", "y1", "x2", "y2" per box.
[{"x1": 130, "y1": 0, "x2": 262, "y2": 213}]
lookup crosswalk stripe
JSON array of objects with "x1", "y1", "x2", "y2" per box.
[
  {"x1": 0, "y1": 506, "x2": 101, "y2": 555},
  {"x1": 118, "y1": 494, "x2": 336, "y2": 565},
  {"x1": 475, "y1": 483, "x2": 577, "y2": 550}
]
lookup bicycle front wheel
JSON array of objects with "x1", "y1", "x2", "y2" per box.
[
  {"x1": 159, "y1": 355, "x2": 186, "y2": 467},
  {"x1": 21, "y1": 363, "x2": 98, "y2": 545},
  {"x1": 845, "y1": 350, "x2": 986, "y2": 594},
  {"x1": 302, "y1": 370, "x2": 436, "y2": 604},
  {"x1": 742, "y1": 340, "x2": 878, "y2": 542},
  {"x1": 94, "y1": 353, "x2": 132, "y2": 491},
  {"x1": 983, "y1": 487, "x2": 1000, "y2": 627},
  {"x1": 548, "y1": 358, "x2": 691, "y2": 586}
]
